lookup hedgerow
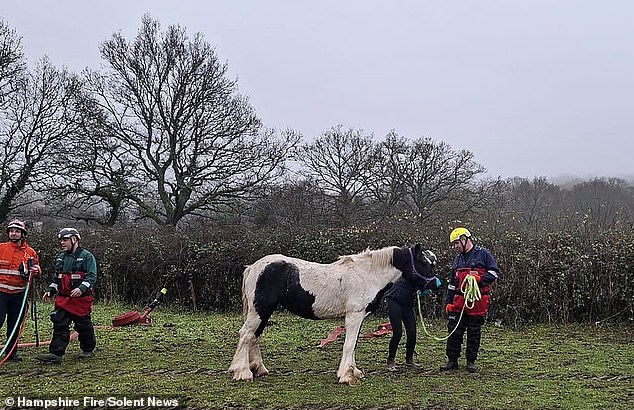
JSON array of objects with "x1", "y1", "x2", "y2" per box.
[{"x1": 25, "y1": 222, "x2": 633, "y2": 325}]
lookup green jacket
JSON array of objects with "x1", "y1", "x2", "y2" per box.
[{"x1": 48, "y1": 246, "x2": 98, "y2": 295}]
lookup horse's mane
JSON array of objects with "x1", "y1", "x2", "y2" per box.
[{"x1": 337, "y1": 246, "x2": 396, "y2": 268}]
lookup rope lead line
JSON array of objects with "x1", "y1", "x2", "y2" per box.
[{"x1": 418, "y1": 274, "x2": 480, "y2": 341}]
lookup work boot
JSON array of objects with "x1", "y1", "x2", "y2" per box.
[
  {"x1": 79, "y1": 351, "x2": 93, "y2": 358},
  {"x1": 466, "y1": 361, "x2": 477, "y2": 373},
  {"x1": 6, "y1": 352, "x2": 22, "y2": 362},
  {"x1": 405, "y1": 358, "x2": 421, "y2": 369},
  {"x1": 386, "y1": 358, "x2": 397, "y2": 372},
  {"x1": 37, "y1": 353, "x2": 62, "y2": 364},
  {"x1": 439, "y1": 360, "x2": 458, "y2": 371}
]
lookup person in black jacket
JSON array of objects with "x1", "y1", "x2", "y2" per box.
[{"x1": 386, "y1": 250, "x2": 441, "y2": 371}]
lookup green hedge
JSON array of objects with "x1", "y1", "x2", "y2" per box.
[{"x1": 25, "y1": 223, "x2": 633, "y2": 325}]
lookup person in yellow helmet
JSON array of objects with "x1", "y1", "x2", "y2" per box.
[{"x1": 440, "y1": 227, "x2": 500, "y2": 373}]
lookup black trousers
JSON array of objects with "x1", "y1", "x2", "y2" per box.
[
  {"x1": 387, "y1": 298, "x2": 417, "y2": 361},
  {"x1": 49, "y1": 308, "x2": 96, "y2": 356},
  {"x1": 0, "y1": 291, "x2": 25, "y2": 356},
  {"x1": 446, "y1": 313, "x2": 485, "y2": 363}
]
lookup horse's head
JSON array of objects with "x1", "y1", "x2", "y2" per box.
[{"x1": 398, "y1": 244, "x2": 438, "y2": 289}]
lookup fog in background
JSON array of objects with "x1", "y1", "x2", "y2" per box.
[{"x1": 2, "y1": 1, "x2": 632, "y2": 181}]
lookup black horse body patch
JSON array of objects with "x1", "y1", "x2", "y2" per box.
[{"x1": 254, "y1": 261, "x2": 318, "y2": 320}]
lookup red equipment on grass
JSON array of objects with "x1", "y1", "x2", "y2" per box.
[
  {"x1": 360, "y1": 322, "x2": 392, "y2": 339},
  {"x1": 318, "y1": 322, "x2": 393, "y2": 348},
  {"x1": 318, "y1": 325, "x2": 345, "y2": 348},
  {"x1": 112, "y1": 288, "x2": 167, "y2": 327}
]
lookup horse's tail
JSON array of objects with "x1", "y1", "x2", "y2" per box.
[{"x1": 241, "y1": 264, "x2": 251, "y2": 320}]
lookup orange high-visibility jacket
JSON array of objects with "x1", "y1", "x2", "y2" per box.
[{"x1": 0, "y1": 241, "x2": 40, "y2": 294}]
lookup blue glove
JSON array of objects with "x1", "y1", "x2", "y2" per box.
[
  {"x1": 417, "y1": 289, "x2": 431, "y2": 297},
  {"x1": 434, "y1": 277, "x2": 441, "y2": 289}
]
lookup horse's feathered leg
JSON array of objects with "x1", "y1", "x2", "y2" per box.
[
  {"x1": 248, "y1": 307, "x2": 272, "y2": 377},
  {"x1": 230, "y1": 265, "x2": 265, "y2": 381},
  {"x1": 337, "y1": 311, "x2": 366, "y2": 385},
  {"x1": 229, "y1": 309, "x2": 261, "y2": 381},
  {"x1": 249, "y1": 336, "x2": 269, "y2": 377}
]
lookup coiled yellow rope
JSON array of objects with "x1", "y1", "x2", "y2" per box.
[
  {"x1": 461, "y1": 274, "x2": 481, "y2": 310},
  {"x1": 418, "y1": 274, "x2": 480, "y2": 341}
]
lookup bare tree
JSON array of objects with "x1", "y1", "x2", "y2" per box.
[
  {"x1": 504, "y1": 177, "x2": 563, "y2": 231},
  {"x1": 295, "y1": 125, "x2": 375, "y2": 226},
  {"x1": 44, "y1": 138, "x2": 134, "y2": 226},
  {"x1": 41, "y1": 87, "x2": 138, "y2": 226},
  {"x1": 567, "y1": 177, "x2": 634, "y2": 229},
  {"x1": 366, "y1": 131, "x2": 410, "y2": 219},
  {"x1": 0, "y1": 58, "x2": 81, "y2": 221},
  {"x1": 399, "y1": 137, "x2": 486, "y2": 221},
  {"x1": 0, "y1": 19, "x2": 25, "y2": 106},
  {"x1": 250, "y1": 179, "x2": 331, "y2": 229},
  {"x1": 471, "y1": 177, "x2": 511, "y2": 231},
  {"x1": 84, "y1": 16, "x2": 298, "y2": 226}
]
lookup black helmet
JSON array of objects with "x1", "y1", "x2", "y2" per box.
[
  {"x1": 58, "y1": 227, "x2": 81, "y2": 240},
  {"x1": 6, "y1": 219, "x2": 27, "y2": 235}
]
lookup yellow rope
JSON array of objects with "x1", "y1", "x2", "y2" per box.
[
  {"x1": 418, "y1": 274, "x2": 480, "y2": 341},
  {"x1": 461, "y1": 274, "x2": 481, "y2": 310}
]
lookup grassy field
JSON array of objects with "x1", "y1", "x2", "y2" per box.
[{"x1": 2, "y1": 303, "x2": 632, "y2": 409}]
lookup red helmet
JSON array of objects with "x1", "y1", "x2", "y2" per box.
[{"x1": 6, "y1": 219, "x2": 27, "y2": 235}]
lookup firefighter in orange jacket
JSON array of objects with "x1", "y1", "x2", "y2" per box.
[
  {"x1": 0, "y1": 219, "x2": 41, "y2": 362},
  {"x1": 440, "y1": 227, "x2": 499, "y2": 373}
]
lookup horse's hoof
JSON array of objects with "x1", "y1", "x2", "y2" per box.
[
  {"x1": 338, "y1": 367, "x2": 360, "y2": 386},
  {"x1": 232, "y1": 370, "x2": 254, "y2": 381},
  {"x1": 252, "y1": 365, "x2": 269, "y2": 377},
  {"x1": 338, "y1": 375, "x2": 360, "y2": 387}
]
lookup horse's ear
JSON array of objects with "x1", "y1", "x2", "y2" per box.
[{"x1": 414, "y1": 243, "x2": 422, "y2": 254}]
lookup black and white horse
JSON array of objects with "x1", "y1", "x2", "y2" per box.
[{"x1": 229, "y1": 244, "x2": 437, "y2": 385}]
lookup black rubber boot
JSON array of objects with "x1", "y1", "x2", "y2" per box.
[
  {"x1": 37, "y1": 353, "x2": 62, "y2": 364},
  {"x1": 466, "y1": 361, "x2": 477, "y2": 373},
  {"x1": 386, "y1": 358, "x2": 397, "y2": 372},
  {"x1": 6, "y1": 352, "x2": 22, "y2": 362},
  {"x1": 405, "y1": 358, "x2": 421, "y2": 369},
  {"x1": 440, "y1": 360, "x2": 458, "y2": 371}
]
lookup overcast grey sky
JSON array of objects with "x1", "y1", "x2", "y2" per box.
[{"x1": 2, "y1": 1, "x2": 632, "y2": 180}]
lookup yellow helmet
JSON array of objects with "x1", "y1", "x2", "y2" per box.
[{"x1": 449, "y1": 227, "x2": 471, "y2": 243}]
